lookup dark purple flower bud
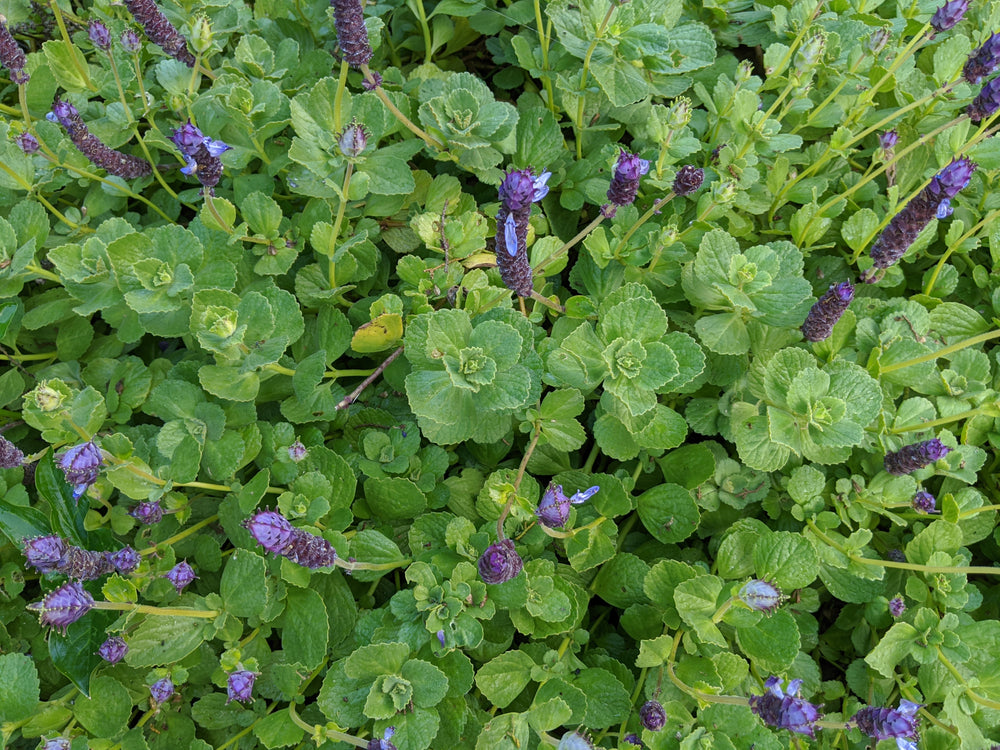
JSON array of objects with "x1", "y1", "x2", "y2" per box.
[
  {"x1": 47, "y1": 100, "x2": 152, "y2": 180},
  {"x1": 933, "y1": 157, "x2": 976, "y2": 198},
  {"x1": 495, "y1": 168, "x2": 550, "y2": 297},
  {"x1": 366, "y1": 727, "x2": 397, "y2": 750},
  {"x1": 965, "y1": 31, "x2": 1000, "y2": 84},
  {"x1": 121, "y1": 29, "x2": 142, "y2": 53},
  {"x1": 123, "y1": 0, "x2": 196, "y2": 66},
  {"x1": 0, "y1": 19, "x2": 29, "y2": 85},
  {"x1": 557, "y1": 731, "x2": 595, "y2": 750},
  {"x1": 931, "y1": 0, "x2": 969, "y2": 34},
  {"x1": 748, "y1": 677, "x2": 820, "y2": 738},
  {"x1": 852, "y1": 700, "x2": 921, "y2": 744},
  {"x1": 23, "y1": 535, "x2": 67, "y2": 573},
  {"x1": 639, "y1": 700, "x2": 666, "y2": 731},
  {"x1": 226, "y1": 670, "x2": 258, "y2": 704},
  {"x1": 288, "y1": 441, "x2": 307, "y2": 462},
  {"x1": 89, "y1": 21, "x2": 111, "y2": 50},
  {"x1": 57, "y1": 440, "x2": 103, "y2": 500},
  {"x1": 98, "y1": 635, "x2": 129, "y2": 664},
  {"x1": 164, "y1": 560, "x2": 196, "y2": 593},
  {"x1": 15, "y1": 132, "x2": 38, "y2": 155},
  {"x1": 331, "y1": 0, "x2": 373, "y2": 68},
  {"x1": 285, "y1": 528, "x2": 338, "y2": 568},
  {"x1": 888, "y1": 596, "x2": 906, "y2": 618},
  {"x1": 362, "y1": 71, "x2": 382, "y2": 90},
  {"x1": 27, "y1": 581, "x2": 95, "y2": 634},
  {"x1": 879, "y1": 130, "x2": 898, "y2": 151},
  {"x1": 61, "y1": 546, "x2": 115, "y2": 580},
  {"x1": 478, "y1": 538, "x2": 523, "y2": 584},
  {"x1": 672, "y1": 165, "x2": 704, "y2": 196},
  {"x1": 109, "y1": 546, "x2": 141, "y2": 573},
  {"x1": 131, "y1": 500, "x2": 163, "y2": 525},
  {"x1": 536, "y1": 483, "x2": 599, "y2": 528},
  {"x1": 887, "y1": 549, "x2": 906, "y2": 563},
  {"x1": 603, "y1": 149, "x2": 650, "y2": 217},
  {"x1": 624, "y1": 734, "x2": 643, "y2": 746},
  {"x1": 884, "y1": 439, "x2": 950, "y2": 475},
  {"x1": 245, "y1": 509, "x2": 294, "y2": 553},
  {"x1": 149, "y1": 676, "x2": 175, "y2": 704},
  {"x1": 40, "y1": 738, "x2": 71, "y2": 750},
  {"x1": 968, "y1": 75, "x2": 1000, "y2": 122},
  {"x1": 801, "y1": 281, "x2": 854, "y2": 342},
  {"x1": 338, "y1": 121, "x2": 369, "y2": 157},
  {"x1": 739, "y1": 579, "x2": 783, "y2": 614},
  {"x1": 912, "y1": 490, "x2": 938, "y2": 514}
]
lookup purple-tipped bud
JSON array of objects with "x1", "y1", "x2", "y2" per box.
[
  {"x1": 495, "y1": 168, "x2": 550, "y2": 297},
  {"x1": 15, "y1": 132, "x2": 38, "y2": 155},
  {"x1": 58, "y1": 440, "x2": 103, "y2": 500},
  {"x1": 912, "y1": 490, "x2": 938, "y2": 514},
  {"x1": 287, "y1": 441, "x2": 307, "y2": 462},
  {"x1": 749, "y1": 677, "x2": 820, "y2": 738},
  {"x1": 852, "y1": 700, "x2": 921, "y2": 743},
  {"x1": 879, "y1": 130, "x2": 898, "y2": 151},
  {"x1": 867, "y1": 27, "x2": 891, "y2": 55},
  {"x1": 964, "y1": 32, "x2": 1000, "y2": 84},
  {"x1": 739, "y1": 579, "x2": 783, "y2": 614},
  {"x1": 285, "y1": 528, "x2": 338, "y2": 568},
  {"x1": 109, "y1": 546, "x2": 141, "y2": 573},
  {"x1": 331, "y1": 0, "x2": 374, "y2": 68},
  {"x1": 164, "y1": 560, "x2": 196, "y2": 593},
  {"x1": 27, "y1": 581, "x2": 95, "y2": 634},
  {"x1": 499, "y1": 168, "x2": 551, "y2": 212},
  {"x1": 0, "y1": 19, "x2": 29, "y2": 85},
  {"x1": 122, "y1": 0, "x2": 196, "y2": 66},
  {"x1": 884, "y1": 439, "x2": 950, "y2": 475},
  {"x1": 98, "y1": 635, "x2": 129, "y2": 664},
  {"x1": 478, "y1": 539, "x2": 523, "y2": 584},
  {"x1": 536, "y1": 483, "x2": 598, "y2": 528},
  {"x1": 888, "y1": 596, "x2": 906, "y2": 618},
  {"x1": 801, "y1": 281, "x2": 854, "y2": 342},
  {"x1": 338, "y1": 121, "x2": 369, "y2": 158},
  {"x1": 131, "y1": 500, "x2": 163, "y2": 525},
  {"x1": 557, "y1": 731, "x2": 595, "y2": 750},
  {"x1": 121, "y1": 29, "x2": 142, "y2": 53},
  {"x1": 89, "y1": 21, "x2": 111, "y2": 50},
  {"x1": 933, "y1": 156, "x2": 976, "y2": 198},
  {"x1": 367, "y1": 727, "x2": 397, "y2": 750},
  {"x1": 968, "y1": 76, "x2": 1000, "y2": 122},
  {"x1": 47, "y1": 99, "x2": 152, "y2": 179},
  {"x1": 931, "y1": 0, "x2": 969, "y2": 34},
  {"x1": 149, "y1": 676, "x2": 175, "y2": 704},
  {"x1": 226, "y1": 670, "x2": 258, "y2": 704},
  {"x1": 603, "y1": 150, "x2": 650, "y2": 217},
  {"x1": 639, "y1": 700, "x2": 666, "y2": 731},
  {"x1": 23, "y1": 535, "x2": 67, "y2": 573},
  {"x1": 672, "y1": 165, "x2": 704, "y2": 196},
  {"x1": 245, "y1": 509, "x2": 294, "y2": 553}
]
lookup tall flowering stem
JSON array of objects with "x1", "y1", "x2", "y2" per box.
[
  {"x1": 48, "y1": 99, "x2": 153, "y2": 180},
  {"x1": 123, "y1": 0, "x2": 196, "y2": 67},
  {"x1": 573, "y1": 2, "x2": 621, "y2": 160},
  {"x1": 495, "y1": 168, "x2": 551, "y2": 298}
]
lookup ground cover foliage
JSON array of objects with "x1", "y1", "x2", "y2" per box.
[{"x1": 3, "y1": 0, "x2": 1000, "y2": 747}]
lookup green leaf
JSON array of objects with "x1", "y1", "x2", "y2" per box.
[
  {"x1": 220, "y1": 549, "x2": 268, "y2": 618},
  {"x1": 0, "y1": 653, "x2": 39, "y2": 722},
  {"x1": 840, "y1": 208, "x2": 880, "y2": 253},
  {"x1": 637, "y1": 483, "x2": 699, "y2": 543},
  {"x1": 866, "y1": 621, "x2": 920, "y2": 678},
  {"x1": 35, "y1": 452, "x2": 89, "y2": 546},
  {"x1": 125, "y1": 615, "x2": 211, "y2": 667},
  {"x1": 574, "y1": 668, "x2": 630, "y2": 728},
  {"x1": 696, "y1": 313, "x2": 750, "y2": 355},
  {"x1": 42, "y1": 40, "x2": 93, "y2": 92},
  {"x1": 674, "y1": 575, "x2": 725, "y2": 647},
  {"x1": 735, "y1": 609, "x2": 800, "y2": 673},
  {"x1": 346, "y1": 642, "x2": 411, "y2": 680},
  {"x1": 199, "y1": 366, "x2": 261, "y2": 402},
  {"x1": 474, "y1": 650, "x2": 535, "y2": 708},
  {"x1": 658, "y1": 444, "x2": 715, "y2": 489},
  {"x1": 282, "y1": 588, "x2": 329, "y2": 670},
  {"x1": 402, "y1": 659, "x2": 449, "y2": 708},
  {"x1": 364, "y1": 477, "x2": 428, "y2": 520},
  {"x1": 241, "y1": 192, "x2": 283, "y2": 238},
  {"x1": 73, "y1": 675, "x2": 132, "y2": 738}
]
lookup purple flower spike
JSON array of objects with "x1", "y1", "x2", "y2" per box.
[
  {"x1": 23, "y1": 535, "x2": 67, "y2": 573},
  {"x1": 749, "y1": 677, "x2": 821, "y2": 738},
  {"x1": 639, "y1": 699, "x2": 666, "y2": 731},
  {"x1": 89, "y1": 21, "x2": 112, "y2": 50},
  {"x1": 226, "y1": 669, "x2": 258, "y2": 704},
  {"x1": 15, "y1": 132, "x2": 38, "y2": 156},
  {"x1": 47, "y1": 98, "x2": 152, "y2": 180},
  {"x1": 739, "y1": 579, "x2": 783, "y2": 614},
  {"x1": 27, "y1": 581, "x2": 95, "y2": 634},
  {"x1": 672, "y1": 165, "x2": 705, "y2": 196},
  {"x1": 603, "y1": 149, "x2": 650, "y2": 217},
  {"x1": 331, "y1": 0, "x2": 374, "y2": 68},
  {"x1": 495, "y1": 168, "x2": 550, "y2": 297},
  {"x1": 131, "y1": 500, "x2": 163, "y2": 525},
  {"x1": 964, "y1": 32, "x2": 1000, "y2": 84},
  {"x1": 536, "y1": 483, "x2": 598, "y2": 528},
  {"x1": 801, "y1": 281, "x2": 854, "y2": 342},
  {"x1": 164, "y1": 561, "x2": 196, "y2": 593},
  {"x1": 624, "y1": 734, "x2": 643, "y2": 746},
  {"x1": 884, "y1": 439, "x2": 950, "y2": 475},
  {"x1": 968, "y1": 76, "x2": 1000, "y2": 122},
  {"x1": 852, "y1": 700, "x2": 921, "y2": 747},
  {"x1": 912, "y1": 490, "x2": 938, "y2": 514},
  {"x1": 109, "y1": 546, "x2": 141, "y2": 573},
  {"x1": 98, "y1": 635, "x2": 129, "y2": 664},
  {"x1": 931, "y1": 0, "x2": 969, "y2": 34},
  {"x1": 244, "y1": 509, "x2": 337, "y2": 568},
  {"x1": 0, "y1": 19, "x2": 30, "y2": 85},
  {"x1": 478, "y1": 539, "x2": 523, "y2": 584},
  {"x1": 245, "y1": 509, "x2": 294, "y2": 552},
  {"x1": 58, "y1": 440, "x2": 103, "y2": 500},
  {"x1": 367, "y1": 727, "x2": 397, "y2": 750},
  {"x1": 889, "y1": 596, "x2": 906, "y2": 618},
  {"x1": 879, "y1": 130, "x2": 899, "y2": 151},
  {"x1": 171, "y1": 122, "x2": 230, "y2": 191},
  {"x1": 149, "y1": 676, "x2": 175, "y2": 704},
  {"x1": 123, "y1": 0, "x2": 196, "y2": 66}
]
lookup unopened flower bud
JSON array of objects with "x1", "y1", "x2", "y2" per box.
[
  {"x1": 288, "y1": 440, "x2": 308, "y2": 462},
  {"x1": 888, "y1": 596, "x2": 906, "y2": 618},
  {"x1": 338, "y1": 120, "x2": 369, "y2": 158},
  {"x1": 58, "y1": 441, "x2": 103, "y2": 500},
  {"x1": 536, "y1": 483, "x2": 599, "y2": 528},
  {"x1": 673, "y1": 165, "x2": 704, "y2": 196},
  {"x1": 0, "y1": 435, "x2": 25, "y2": 467},
  {"x1": 131, "y1": 500, "x2": 163, "y2": 525},
  {"x1": 735, "y1": 60, "x2": 754, "y2": 84},
  {"x1": 34, "y1": 381, "x2": 66, "y2": 412},
  {"x1": 98, "y1": 635, "x2": 129, "y2": 664},
  {"x1": 23, "y1": 535, "x2": 67, "y2": 573},
  {"x1": 226, "y1": 669, "x2": 258, "y2": 703},
  {"x1": 149, "y1": 676, "x2": 175, "y2": 704},
  {"x1": 16, "y1": 131, "x2": 38, "y2": 154},
  {"x1": 190, "y1": 15, "x2": 213, "y2": 54},
  {"x1": 639, "y1": 700, "x2": 666, "y2": 731},
  {"x1": 164, "y1": 560, "x2": 196, "y2": 593},
  {"x1": 867, "y1": 27, "x2": 891, "y2": 55},
  {"x1": 795, "y1": 31, "x2": 826, "y2": 77},
  {"x1": 931, "y1": 0, "x2": 969, "y2": 35},
  {"x1": 884, "y1": 439, "x2": 950, "y2": 475},
  {"x1": 477, "y1": 539, "x2": 523, "y2": 584},
  {"x1": 912, "y1": 490, "x2": 938, "y2": 514},
  {"x1": 27, "y1": 581, "x2": 94, "y2": 633},
  {"x1": 244, "y1": 509, "x2": 294, "y2": 553},
  {"x1": 557, "y1": 731, "x2": 595, "y2": 750},
  {"x1": 739, "y1": 579, "x2": 783, "y2": 614},
  {"x1": 667, "y1": 97, "x2": 692, "y2": 129},
  {"x1": 89, "y1": 21, "x2": 111, "y2": 51},
  {"x1": 121, "y1": 29, "x2": 142, "y2": 53},
  {"x1": 109, "y1": 546, "x2": 141, "y2": 573}
]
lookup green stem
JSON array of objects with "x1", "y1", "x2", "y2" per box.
[
  {"x1": 49, "y1": 0, "x2": 96, "y2": 91},
  {"x1": 131, "y1": 54, "x2": 152, "y2": 117},
  {"x1": 409, "y1": 0, "x2": 433, "y2": 64},
  {"x1": 936, "y1": 647, "x2": 1000, "y2": 710},
  {"x1": 334, "y1": 59, "x2": 349, "y2": 134},
  {"x1": 496, "y1": 424, "x2": 542, "y2": 540},
  {"x1": 91, "y1": 601, "x2": 219, "y2": 618},
  {"x1": 574, "y1": 3, "x2": 618, "y2": 160},
  {"x1": 328, "y1": 163, "x2": 354, "y2": 288},
  {"x1": 204, "y1": 193, "x2": 235, "y2": 234},
  {"x1": 0, "y1": 349, "x2": 58, "y2": 361},
  {"x1": 24, "y1": 264, "x2": 61, "y2": 283},
  {"x1": 924, "y1": 208, "x2": 1000, "y2": 295},
  {"x1": 534, "y1": 213, "x2": 605, "y2": 275},
  {"x1": 533, "y1": 0, "x2": 556, "y2": 114},
  {"x1": 42, "y1": 154, "x2": 175, "y2": 223},
  {"x1": 0, "y1": 158, "x2": 81, "y2": 230},
  {"x1": 287, "y1": 702, "x2": 368, "y2": 748},
  {"x1": 891, "y1": 405, "x2": 998, "y2": 434},
  {"x1": 880, "y1": 330, "x2": 1000, "y2": 374},
  {"x1": 140, "y1": 515, "x2": 219, "y2": 556},
  {"x1": 615, "y1": 190, "x2": 678, "y2": 256}
]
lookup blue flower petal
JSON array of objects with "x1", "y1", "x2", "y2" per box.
[
  {"x1": 504, "y1": 213, "x2": 519, "y2": 257},
  {"x1": 204, "y1": 138, "x2": 231, "y2": 157}
]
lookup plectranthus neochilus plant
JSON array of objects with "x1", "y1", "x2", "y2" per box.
[
  {"x1": 47, "y1": 100, "x2": 153, "y2": 180},
  {"x1": 494, "y1": 168, "x2": 550, "y2": 297},
  {"x1": 171, "y1": 122, "x2": 230, "y2": 191},
  {"x1": 801, "y1": 281, "x2": 854, "y2": 342},
  {"x1": 884, "y1": 439, "x2": 951, "y2": 475},
  {"x1": 122, "y1": 0, "x2": 196, "y2": 66},
  {"x1": 602, "y1": 150, "x2": 650, "y2": 217},
  {"x1": 930, "y1": 0, "x2": 969, "y2": 35},
  {"x1": 0, "y1": 17, "x2": 29, "y2": 84},
  {"x1": 851, "y1": 700, "x2": 921, "y2": 750},
  {"x1": 331, "y1": 0, "x2": 373, "y2": 69}
]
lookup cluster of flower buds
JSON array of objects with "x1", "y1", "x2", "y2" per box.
[
  {"x1": 0, "y1": 18, "x2": 29, "y2": 84},
  {"x1": 477, "y1": 538, "x2": 523, "y2": 584},
  {"x1": 672, "y1": 165, "x2": 704, "y2": 196},
  {"x1": 89, "y1": 20, "x2": 111, "y2": 51},
  {"x1": 749, "y1": 676, "x2": 821, "y2": 737},
  {"x1": 801, "y1": 281, "x2": 854, "y2": 342},
  {"x1": 131, "y1": 499, "x2": 164, "y2": 525},
  {"x1": 98, "y1": 635, "x2": 129, "y2": 664},
  {"x1": 226, "y1": 669, "x2": 259, "y2": 704},
  {"x1": 122, "y1": 0, "x2": 196, "y2": 66},
  {"x1": 0, "y1": 435, "x2": 24, "y2": 468},
  {"x1": 27, "y1": 581, "x2": 95, "y2": 633},
  {"x1": 557, "y1": 730, "x2": 595, "y2": 750},
  {"x1": 23, "y1": 535, "x2": 141, "y2": 578},
  {"x1": 865, "y1": 157, "x2": 975, "y2": 279},
  {"x1": 164, "y1": 560, "x2": 196, "y2": 593},
  {"x1": 602, "y1": 150, "x2": 650, "y2": 218},
  {"x1": 171, "y1": 121, "x2": 231, "y2": 192},
  {"x1": 964, "y1": 31, "x2": 1000, "y2": 84},
  {"x1": 16, "y1": 131, "x2": 39, "y2": 154},
  {"x1": 851, "y1": 699, "x2": 921, "y2": 750},
  {"x1": 738, "y1": 579, "x2": 783, "y2": 614},
  {"x1": 536, "y1": 483, "x2": 599, "y2": 529},
  {"x1": 930, "y1": 0, "x2": 969, "y2": 35},
  {"x1": 968, "y1": 76, "x2": 1000, "y2": 123},
  {"x1": 331, "y1": 0, "x2": 374, "y2": 68},
  {"x1": 495, "y1": 168, "x2": 551, "y2": 297},
  {"x1": 911, "y1": 490, "x2": 938, "y2": 514},
  {"x1": 884, "y1": 438, "x2": 950, "y2": 475},
  {"x1": 47, "y1": 101, "x2": 152, "y2": 180},
  {"x1": 888, "y1": 596, "x2": 906, "y2": 618},
  {"x1": 244, "y1": 509, "x2": 338, "y2": 569},
  {"x1": 639, "y1": 699, "x2": 666, "y2": 731}
]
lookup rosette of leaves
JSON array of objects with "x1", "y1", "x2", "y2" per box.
[
  {"x1": 396, "y1": 561, "x2": 495, "y2": 650},
  {"x1": 730, "y1": 347, "x2": 882, "y2": 471},
  {"x1": 403, "y1": 307, "x2": 542, "y2": 445},
  {"x1": 681, "y1": 229, "x2": 813, "y2": 355},
  {"x1": 545, "y1": 282, "x2": 705, "y2": 459},
  {"x1": 417, "y1": 72, "x2": 518, "y2": 180}
]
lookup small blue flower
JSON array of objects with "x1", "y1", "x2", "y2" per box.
[
  {"x1": 749, "y1": 676, "x2": 821, "y2": 738},
  {"x1": 366, "y1": 727, "x2": 397, "y2": 750},
  {"x1": 852, "y1": 699, "x2": 921, "y2": 750},
  {"x1": 536, "y1": 483, "x2": 599, "y2": 528}
]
